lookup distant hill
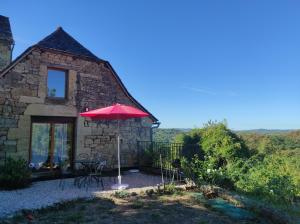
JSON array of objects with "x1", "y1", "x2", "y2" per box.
[
  {"x1": 153, "y1": 128, "x2": 298, "y2": 143},
  {"x1": 235, "y1": 129, "x2": 296, "y2": 135},
  {"x1": 153, "y1": 128, "x2": 190, "y2": 142}
]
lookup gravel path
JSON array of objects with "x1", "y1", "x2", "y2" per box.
[{"x1": 0, "y1": 172, "x2": 162, "y2": 218}]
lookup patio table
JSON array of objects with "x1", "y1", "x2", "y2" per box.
[{"x1": 73, "y1": 160, "x2": 106, "y2": 189}]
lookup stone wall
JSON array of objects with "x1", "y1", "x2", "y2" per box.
[
  {"x1": 79, "y1": 119, "x2": 151, "y2": 167},
  {"x1": 0, "y1": 48, "x2": 154, "y2": 167}
]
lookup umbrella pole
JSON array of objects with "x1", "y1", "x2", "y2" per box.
[
  {"x1": 111, "y1": 120, "x2": 128, "y2": 190},
  {"x1": 117, "y1": 134, "x2": 121, "y2": 185}
]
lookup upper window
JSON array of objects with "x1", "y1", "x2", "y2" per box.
[{"x1": 47, "y1": 69, "x2": 67, "y2": 98}]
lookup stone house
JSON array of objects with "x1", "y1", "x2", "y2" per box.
[{"x1": 0, "y1": 15, "x2": 159, "y2": 172}]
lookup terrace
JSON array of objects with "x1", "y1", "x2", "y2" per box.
[{"x1": 1, "y1": 141, "x2": 295, "y2": 223}]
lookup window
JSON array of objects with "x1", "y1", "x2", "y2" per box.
[
  {"x1": 47, "y1": 69, "x2": 67, "y2": 98},
  {"x1": 30, "y1": 117, "x2": 75, "y2": 171}
]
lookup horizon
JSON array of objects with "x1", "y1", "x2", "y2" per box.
[
  {"x1": 154, "y1": 127, "x2": 299, "y2": 131},
  {"x1": 2, "y1": 0, "x2": 300, "y2": 130}
]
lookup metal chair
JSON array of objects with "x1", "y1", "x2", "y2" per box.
[
  {"x1": 73, "y1": 153, "x2": 90, "y2": 187},
  {"x1": 87, "y1": 160, "x2": 106, "y2": 190},
  {"x1": 91, "y1": 152, "x2": 101, "y2": 161}
]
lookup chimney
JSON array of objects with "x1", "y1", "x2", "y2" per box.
[{"x1": 0, "y1": 15, "x2": 14, "y2": 71}]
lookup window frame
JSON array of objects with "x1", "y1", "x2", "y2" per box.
[
  {"x1": 29, "y1": 116, "x2": 76, "y2": 172},
  {"x1": 46, "y1": 67, "x2": 68, "y2": 100}
]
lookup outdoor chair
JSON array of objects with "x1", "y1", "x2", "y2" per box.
[
  {"x1": 73, "y1": 153, "x2": 90, "y2": 187},
  {"x1": 87, "y1": 160, "x2": 106, "y2": 190},
  {"x1": 91, "y1": 152, "x2": 102, "y2": 161}
]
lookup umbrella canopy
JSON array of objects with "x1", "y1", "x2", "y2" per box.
[
  {"x1": 79, "y1": 103, "x2": 149, "y2": 190},
  {"x1": 80, "y1": 103, "x2": 149, "y2": 120}
]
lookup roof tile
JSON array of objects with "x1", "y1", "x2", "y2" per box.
[{"x1": 37, "y1": 27, "x2": 99, "y2": 60}]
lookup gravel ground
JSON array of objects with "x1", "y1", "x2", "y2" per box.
[{"x1": 0, "y1": 172, "x2": 162, "y2": 218}]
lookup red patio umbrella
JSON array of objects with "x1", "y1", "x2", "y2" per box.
[{"x1": 80, "y1": 103, "x2": 149, "y2": 189}]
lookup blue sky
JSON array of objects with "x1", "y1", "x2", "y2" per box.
[{"x1": 2, "y1": 0, "x2": 300, "y2": 129}]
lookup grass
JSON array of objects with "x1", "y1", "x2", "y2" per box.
[
  {"x1": 1, "y1": 187, "x2": 298, "y2": 223},
  {"x1": 0, "y1": 190, "x2": 269, "y2": 224}
]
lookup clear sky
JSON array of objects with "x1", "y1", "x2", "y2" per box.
[{"x1": 2, "y1": 0, "x2": 300, "y2": 130}]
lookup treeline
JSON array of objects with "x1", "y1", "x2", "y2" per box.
[
  {"x1": 153, "y1": 128, "x2": 189, "y2": 143},
  {"x1": 154, "y1": 128, "x2": 300, "y2": 152},
  {"x1": 239, "y1": 131, "x2": 300, "y2": 153}
]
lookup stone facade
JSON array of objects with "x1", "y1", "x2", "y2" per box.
[{"x1": 0, "y1": 48, "x2": 155, "y2": 167}]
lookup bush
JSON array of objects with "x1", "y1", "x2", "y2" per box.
[
  {"x1": 182, "y1": 155, "x2": 234, "y2": 189},
  {"x1": 179, "y1": 121, "x2": 249, "y2": 189},
  {"x1": 139, "y1": 147, "x2": 154, "y2": 166},
  {"x1": 175, "y1": 129, "x2": 204, "y2": 161},
  {"x1": 0, "y1": 158, "x2": 31, "y2": 190},
  {"x1": 236, "y1": 155, "x2": 298, "y2": 203},
  {"x1": 163, "y1": 183, "x2": 176, "y2": 194},
  {"x1": 113, "y1": 190, "x2": 130, "y2": 199},
  {"x1": 177, "y1": 121, "x2": 299, "y2": 205}
]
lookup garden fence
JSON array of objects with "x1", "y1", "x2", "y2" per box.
[{"x1": 137, "y1": 141, "x2": 200, "y2": 172}]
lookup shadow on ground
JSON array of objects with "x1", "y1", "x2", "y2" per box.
[{"x1": 1, "y1": 191, "x2": 267, "y2": 224}]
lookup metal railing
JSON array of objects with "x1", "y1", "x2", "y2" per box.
[{"x1": 137, "y1": 141, "x2": 200, "y2": 172}]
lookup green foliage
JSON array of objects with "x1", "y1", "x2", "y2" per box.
[
  {"x1": 176, "y1": 121, "x2": 300, "y2": 204},
  {"x1": 0, "y1": 157, "x2": 31, "y2": 190},
  {"x1": 237, "y1": 131, "x2": 300, "y2": 202},
  {"x1": 175, "y1": 128, "x2": 201, "y2": 145},
  {"x1": 153, "y1": 128, "x2": 189, "y2": 143},
  {"x1": 239, "y1": 130, "x2": 300, "y2": 153},
  {"x1": 182, "y1": 155, "x2": 234, "y2": 189},
  {"x1": 113, "y1": 190, "x2": 130, "y2": 199},
  {"x1": 201, "y1": 121, "x2": 250, "y2": 160},
  {"x1": 163, "y1": 183, "x2": 176, "y2": 194},
  {"x1": 236, "y1": 154, "x2": 299, "y2": 203},
  {"x1": 139, "y1": 147, "x2": 155, "y2": 166},
  {"x1": 179, "y1": 121, "x2": 250, "y2": 188},
  {"x1": 175, "y1": 128, "x2": 203, "y2": 161}
]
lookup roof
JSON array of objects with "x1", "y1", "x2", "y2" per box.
[
  {"x1": 37, "y1": 27, "x2": 99, "y2": 60},
  {"x1": 0, "y1": 27, "x2": 159, "y2": 123},
  {"x1": 0, "y1": 15, "x2": 13, "y2": 43}
]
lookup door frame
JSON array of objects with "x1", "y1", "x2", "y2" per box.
[{"x1": 29, "y1": 116, "x2": 76, "y2": 171}]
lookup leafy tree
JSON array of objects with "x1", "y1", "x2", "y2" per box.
[
  {"x1": 201, "y1": 121, "x2": 250, "y2": 161},
  {"x1": 166, "y1": 121, "x2": 300, "y2": 204},
  {"x1": 178, "y1": 121, "x2": 250, "y2": 189}
]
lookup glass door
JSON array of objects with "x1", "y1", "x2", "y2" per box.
[
  {"x1": 30, "y1": 123, "x2": 51, "y2": 170},
  {"x1": 30, "y1": 117, "x2": 74, "y2": 172}
]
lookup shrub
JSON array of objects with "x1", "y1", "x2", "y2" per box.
[
  {"x1": 200, "y1": 121, "x2": 250, "y2": 161},
  {"x1": 139, "y1": 147, "x2": 153, "y2": 166},
  {"x1": 182, "y1": 155, "x2": 234, "y2": 189},
  {"x1": 163, "y1": 183, "x2": 176, "y2": 194},
  {"x1": 179, "y1": 121, "x2": 249, "y2": 189},
  {"x1": 175, "y1": 129, "x2": 204, "y2": 161},
  {"x1": 139, "y1": 146, "x2": 161, "y2": 167},
  {"x1": 0, "y1": 157, "x2": 31, "y2": 190},
  {"x1": 236, "y1": 155, "x2": 298, "y2": 203},
  {"x1": 113, "y1": 190, "x2": 130, "y2": 199},
  {"x1": 177, "y1": 121, "x2": 299, "y2": 205}
]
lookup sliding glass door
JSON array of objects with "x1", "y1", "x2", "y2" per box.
[{"x1": 30, "y1": 117, "x2": 74, "y2": 171}]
